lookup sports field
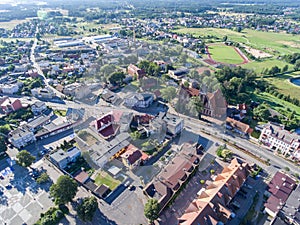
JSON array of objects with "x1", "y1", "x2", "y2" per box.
[
  {"x1": 207, "y1": 44, "x2": 245, "y2": 64},
  {"x1": 174, "y1": 27, "x2": 300, "y2": 55}
]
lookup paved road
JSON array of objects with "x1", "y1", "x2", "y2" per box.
[
  {"x1": 184, "y1": 117, "x2": 300, "y2": 175},
  {"x1": 30, "y1": 33, "x2": 65, "y2": 99}
]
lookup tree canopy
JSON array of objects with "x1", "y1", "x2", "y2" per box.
[
  {"x1": 144, "y1": 198, "x2": 160, "y2": 223},
  {"x1": 16, "y1": 150, "x2": 35, "y2": 167},
  {"x1": 50, "y1": 175, "x2": 78, "y2": 205},
  {"x1": 160, "y1": 86, "x2": 177, "y2": 102},
  {"x1": 76, "y1": 196, "x2": 98, "y2": 222},
  {"x1": 108, "y1": 71, "x2": 125, "y2": 85}
]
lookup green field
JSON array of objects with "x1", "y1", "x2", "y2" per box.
[
  {"x1": 253, "y1": 92, "x2": 300, "y2": 120},
  {"x1": 208, "y1": 44, "x2": 244, "y2": 64},
  {"x1": 241, "y1": 59, "x2": 292, "y2": 73},
  {"x1": 174, "y1": 28, "x2": 300, "y2": 56},
  {"x1": 266, "y1": 72, "x2": 300, "y2": 100}
]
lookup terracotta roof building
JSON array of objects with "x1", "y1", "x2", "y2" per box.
[
  {"x1": 127, "y1": 64, "x2": 146, "y2": 79},
  {"x1": 226, "y1": 117, "x2": 253, "y2": 136},
  {"x1": 179, "y1": 158, "x2": 250, "y2": 225},
  {"x1": 120, "y1": 144, "x2": 144, "y2": 169},
  {"x1": 144, "y1": 147, "x2": 200, "y2": 213}
]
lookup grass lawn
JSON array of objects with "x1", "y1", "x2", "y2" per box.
[
  {"x1": 77, "y1": 130, "x2": 98, "y2": 146},
  {"x1": 208, "y1": 44, "x2": 244, "y2": 64},
  {"x1": 94, "y1": 171, "x2": 121, "y2": 190},
  {"x1": 241, "y1": 59, "x2": 291, "y2": 74},
  {"x1": 54, "y1": 109, "x2": 67, "y2": 117},
  {"x1": 253, "y1": 92, "x2": 300, "y2": 120},
  {"x1": 265, "y1": 71, "x2": 300, "y2": 100},
  {"x1": 173, "y1": 27, "x2": 300, "y2": 55},
  {"x1": 0, "y1": 19, "x2": 29, "y2": 30}
]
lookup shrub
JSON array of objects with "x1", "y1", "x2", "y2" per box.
[{"x1": 200, "y1": 180, "x2": 205, "y2": 184}]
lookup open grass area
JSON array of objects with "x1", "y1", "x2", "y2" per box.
[
  {"x1": 94, "y1": 171, "x2": 121, "y2": 190},
  {"x1": 241, "y1": 59, "x2": 291, "y2": 74},
  {"x1": 0, "y1": 19, "x2": 29, "y2": 30},
  {"x1": 174, "y1": 27, "x2": 300, "y2": 55},
  {"x1": 54, "y1": 109, "x2": 67, "y2": 117},
  {"x1": 208, "y1": 44, "x2": 244, "y2": 64},
  {"x1": 266, "y1": 72, "x2": 300, "y2": 100},
  {"x1": 253, "y1": 92, "x2": 300, "y2": 120},
  {"x1": 77, "y1": 130, "x2": 98, "y2": 146}
]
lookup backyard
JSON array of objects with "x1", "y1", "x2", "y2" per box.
[{"x1": 94, "y1": 171, "x2": 121, "y2": 190}]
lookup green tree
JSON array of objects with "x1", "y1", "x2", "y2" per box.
[
  {"x1": 191, "y1": 96, "x2": 203, "y2": 119},
  {"x1": 0, "y1": 136, "x2": 7, "y2": 154},
  {"x1": 221, "y1": 149, "x2": 233, "y2": 161},
  {"x1": 282, "y1": 65, "x2": 289, "y2": 72},
  {"x1": 253, "y1": 104, "x2": 271, "y2": 121},
  {"x1": 160, "y1": 87, "x2": 177, "y2": 102},
  {"x1": 144, "y1": 198, "x2": 160, "y2": 224},
  {"x1": 36, "y1": 172, "x2": 50, "y2": 184},
  {"x1": 16, "y1": 150, "x2": 35, "y2": 167},
  {"x1": 108, "y1": 71, "x2": 125, "y2": 85},
  {"x1": 77, "y1": 196, "x2": 98, "y2": 222},
  {"x1": 50, "y1": 175, "x2": 78, "y2": 205},
  {"x1": 130, "y1": 131, "x2": 141, "y2": 140}
]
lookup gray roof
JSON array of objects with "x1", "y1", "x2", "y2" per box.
[
  {"x1": 32, "y1": 101, "x2": 46, "y2": 108},
  {"x1": 50, "y1": 149, "x2": 68, "y2": 163},
  {"x1": 9, "y1": 125, "x2": 33, "y2": 139},
  {"x1": 27, "y1": 115, "x2": 50, "y2": 129},
  {"x1": 281, "y1": 185, "x2": 300, "y2": 223},
  {"x1": 67, "y1": 147, "x2": 81, "y2": 159},
  {"x1": 91, "y1": 132, "x2": 131, "y2": 167},
  {"x1": 265, "y1": 123, "x2": 300, "y2": 144}
]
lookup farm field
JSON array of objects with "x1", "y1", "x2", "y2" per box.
[
  {"x1": 174, "y1": 27, "x2": 300, "y2": 55},
  {"x1": 207, "y1": 44, "x2": 244, "y2": 64}
]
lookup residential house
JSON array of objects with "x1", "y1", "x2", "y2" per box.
[
  {"x1": 90, "y1": 132, "x2": 131, "y2": 168},
  {"x1": 31, "y1": 101, "x2": 47, "y2": 115},
  {"x1": 0, "y1": 83, "x2": 20, "y2": 94},
  {"x1": 1, "y1": 98, "x2": 22, "y2": 114},
  {"x1": 63, "y1": 83, "x2": 91, "y2": 99},
  {"x1": 26, "y1": 114, "x2": 51, "y2": 133},
  {"x1": 259, "y1": 123, "x2": 300, "y2": 158},
  {"x1": 179, "y1": 158, "x2": 250, "y2": 225},
  {"x1": 120, "y1": 144, "x2": 145, "y2": 169},
  {"x1": 144, "y1": 149, "x2": 200, "y2": 212},
  {"x1": 8, "y1": 125, "x2": 36, "y2": 148},
  {"x1": 124, "y1": 92, "x2": 154, "y2": 108},
  {"x1": 226, "y1": 117, "x2": 253, "y2": 137},
  {"x1": 162, "y1": 112, "x2": 184, "y2": 137},
  {"x1": 74, "y1": 171, "x2": 90, "y2": 184},
  {"x1": 264, "y1": 172, "x2": 297, "y2": 218},
  {"x1": 31, "y1": 87, "x2": 55, "y2": 99},
  {"x1": 127, "y1": 64, "x2": 146, "y2": 79},
  {"x1": 168, "y1": 67, "x2": 189, "y2": 81},
  {"x1": 50, "y1": 147, "x2": 81, "y2": 169},
  {"x1": 27, "y1": 69, "x2": 39, "y2": 78}
]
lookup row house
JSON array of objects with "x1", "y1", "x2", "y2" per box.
[
  {"x1": 144, "y1": 146, "x2": 200, "y2": 213},
  {"x1": 259, "y1": 123, "x2": 300, "y2": 159},
  {"x1": 179, "y1": 158, "x2": 250, "y2": 225}
]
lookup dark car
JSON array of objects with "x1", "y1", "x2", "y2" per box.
[{"x1": 5, "y1": 184, "x2": 12, "y2": 190}]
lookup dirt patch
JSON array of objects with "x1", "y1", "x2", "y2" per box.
[
  {"x1": 278, "y1": 41, "x2": 300, "y2": 48},
  {"x1": 244, "y1": 46, "x2": 272, "y2": 59}
]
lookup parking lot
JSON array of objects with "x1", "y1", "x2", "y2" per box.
[{"x1": 0, "y1": 164, "x2": 54, "y2": 225}]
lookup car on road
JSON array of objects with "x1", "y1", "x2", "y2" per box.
[{"x1": 124, "y1": 181, "x2": 130, "y2": 187}]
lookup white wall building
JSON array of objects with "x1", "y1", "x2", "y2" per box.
[{"x1": 259, "y1": 123, "x2": 300, "y2": 159}]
